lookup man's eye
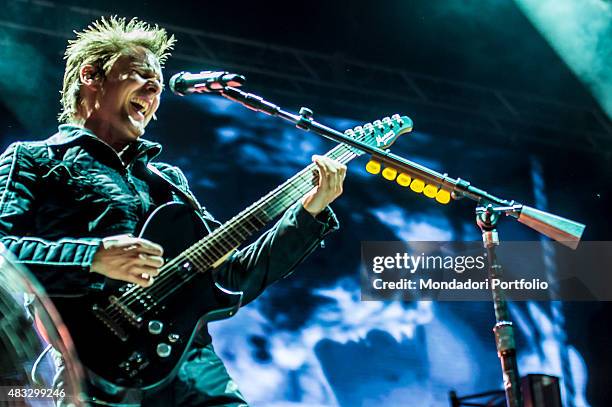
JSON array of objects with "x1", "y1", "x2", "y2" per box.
[{"x1": 133, "y1": 69, "x2": 157, "y2": 80}]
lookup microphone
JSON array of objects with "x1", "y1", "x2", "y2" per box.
[{"x1": 169, "y1": 71, "x2": 246, "y2": 96}]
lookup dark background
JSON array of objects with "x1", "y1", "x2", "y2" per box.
[{"x1": 0, "y1": 0, "x2": 610, "y2": 405}]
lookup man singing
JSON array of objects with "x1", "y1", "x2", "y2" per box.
[{"x1": 0, "y1": 17, "x2": 346, "y2": 406}]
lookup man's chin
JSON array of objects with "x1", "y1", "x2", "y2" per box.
[{"x1": 127, "y1": 118, "x2": 146, "y2": 139}]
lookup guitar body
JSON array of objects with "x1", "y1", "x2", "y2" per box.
[{"x1": 52, "y1": 202, "x2": 243, "y2": 392}]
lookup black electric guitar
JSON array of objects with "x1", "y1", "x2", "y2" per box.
[{"x1": 52, "y1": 115, "x2": 412, "y2": 391}]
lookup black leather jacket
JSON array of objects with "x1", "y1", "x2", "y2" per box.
[{"x1": 0, "y1": 125, "x2": 338, "y2": 305}]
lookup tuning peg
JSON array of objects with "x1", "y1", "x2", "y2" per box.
[
  {"x1": 344, "y1": 129, "x2": 355, "y2": 137},
  {"x1": 363, "y1": 123, "x2": 374, "y2": 134},
  {"x1": 365, "y1": 159, "x2": 381, "y2": 174},
  {"x1": 391, "y1": 114, "x2": 404, "y2": 127},
  {"x1": 383, "y1": 116, "x2": 392, "y2": 127},
  {"x1": 373, "y1": 120, "x2": 384, "y2": 132},
  {"x1": 354, "y1": 125, "x2": 363, "y2": 134}
]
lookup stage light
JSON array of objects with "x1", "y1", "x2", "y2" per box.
[
  {"x1": 423, "y1": 184, "x2": 438, "y2": 198},
  {"x1": 435, "y1": 189, "x2": 451, "y2": 204},
  {"x1": 410, "y1": 179, "x2": 425, "y2": 193},
  {"x1": 514, "y1": 0, "x2": 612, "y2": 119},
  {"x1": 396, "y1": 173, "x2": 412, "y2": 187},
  {"x1": 382, "y1": 167, "x2": 397, "y2": 181},
  {"x1": 366, "y1": 160, "x2": 381, "y2": 174}
]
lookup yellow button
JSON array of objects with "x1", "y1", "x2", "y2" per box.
[
  {"x1": 410, "y1": 179, "x2": 425, "y2": 193},
  {"x1": 436, "y1": 189, "x2": 451, "y2": 204},
  {"x1": 396, "y1": 173, "x2": 412, "y2": 187},
  {"x1": 382, "y1": 167, "x2": 398, "y2": 180},
  {"x1": 365, "y1": 160, "x2": 381, "y2": 174},
  {"x1": 423, "y1": 184, "x2": 438, "y2": 198}
]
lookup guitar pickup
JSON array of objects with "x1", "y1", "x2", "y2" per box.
[
  {"x1": 109, "y1": 295, "x2": 144, "y2": 327},
  {"x1": 92, "y1": 304, "x2": 129, "y2": 342}
]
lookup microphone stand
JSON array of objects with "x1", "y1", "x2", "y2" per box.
[
  {"x1": 477, "y1": 204, "x2": 522, "y2": 407},
  {"x1": 210, "y1": 85, "x2": 585, "y2": 407}
]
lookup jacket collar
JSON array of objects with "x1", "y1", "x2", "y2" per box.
[{"x1": 49, "y1": 124, "x2": 162, "y2": 164}]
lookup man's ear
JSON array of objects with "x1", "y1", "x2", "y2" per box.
[{"x1": 79, "y1": 64, "x2": 101, "y2": 90}]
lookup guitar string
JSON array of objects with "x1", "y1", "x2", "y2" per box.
[
  {"x1": 105, "y1": 130, "x2": 374, "y2": 320},
  {"x1": 114, "y1": 147, "x2": 357, "y2": 320},
  {"x1": 104, "y1": 144, "x2": 355, "y2": 319},
  {"x1": 143, "y1": 179, "x2": 336, "y2": 307},
  {"x1": 146, "y1": 145, "x2": 357, "y2": 298},
  {"x1": 107, "y1": 139, "x2": 365, "y2": 322},
  {"x1": 106, "y1": 118, "x2": 403, "y2": 317},
  {"x1": 129, "y1": 146, "x2": 353, "y2": 312},
  {"x1": 119, "y1": 143, "x2": 348, "y2": 301},
  {"x1": 104, "y1": 156, "x2": 341, "y2": 321},
  {"x1": 138, "y1": 148, "x2": 359, "y2": 312}
]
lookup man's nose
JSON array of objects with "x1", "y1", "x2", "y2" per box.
[{"x1": 145, "y1": 79, "x2": 162, "y2": 95}]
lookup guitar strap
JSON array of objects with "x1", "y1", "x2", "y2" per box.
[
  {"x1": 144, "y1": 164, "x2": 217, "y2": 234},
  {"x1": 145, "y1": 164, "x2": 201, "y2": 211}
]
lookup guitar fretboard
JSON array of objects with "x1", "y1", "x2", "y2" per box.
[{"x1": 183, "y1": 142, "x2": 360, "y2": 268}]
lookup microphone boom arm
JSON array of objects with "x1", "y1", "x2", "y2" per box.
[
  {"x1": 217, "y1": 85, "x2": 586, "y2": 248},
  {"x1": 208, "y1": 82, "x2": 585, "y2": 407}
]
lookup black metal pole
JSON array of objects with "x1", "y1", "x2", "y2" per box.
[{"x1": 477, "y1": 204, "x2": 523, "y2": 407}]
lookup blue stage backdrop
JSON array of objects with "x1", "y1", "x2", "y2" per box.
[{"x1": 126, "y1": 93, "x2": 589, "y2": 406}]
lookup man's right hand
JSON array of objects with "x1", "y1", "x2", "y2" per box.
[{"x1": 90, "y1": 234, "x2": 164, "y2": 287}]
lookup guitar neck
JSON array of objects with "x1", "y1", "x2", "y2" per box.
[
  {"x1": 186, "y1": 142, "x2": 359, "y2": 266},
  {"x1": 177, "y1": 113, "x2": 411, "y2": 268}
]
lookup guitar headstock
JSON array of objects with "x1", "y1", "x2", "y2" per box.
[{"x1": 344, "y1": 114, "x2": 413, "y2": 151}]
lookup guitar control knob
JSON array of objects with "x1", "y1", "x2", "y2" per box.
[
  {"x1": 168, "y1": 333, "x2": 180, "y2": 343},
  {"x1": 157, "y1": 343, "x2": 172, "y2": 358},
  {"x1": 148, "y1": 320, "x2": 163, "y2": 335}
]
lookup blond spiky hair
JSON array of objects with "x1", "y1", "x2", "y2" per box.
[{"x1": 59, "y1": 16, "x2": 176, "y2": 123}]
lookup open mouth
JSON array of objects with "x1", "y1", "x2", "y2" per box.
[{"x1": 129, "y1": 97, "x2": 150, "y2": 121}]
